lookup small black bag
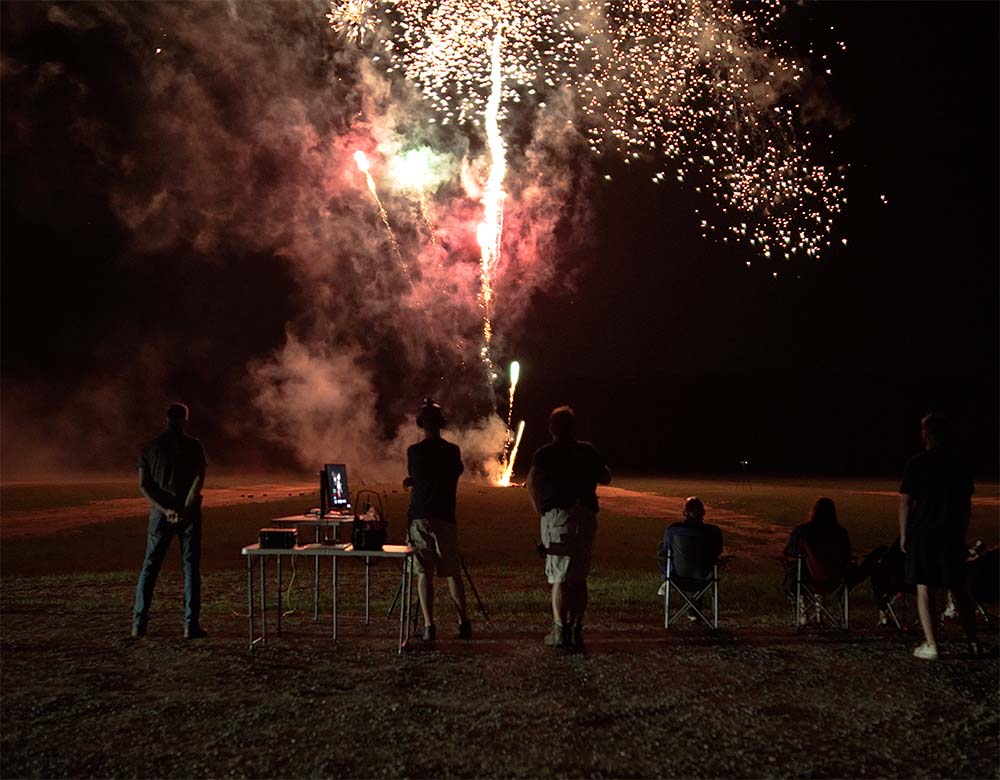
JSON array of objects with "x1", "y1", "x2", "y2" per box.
[{"x1": 351, "y1": 490, "x2": 388, "y2": 551}]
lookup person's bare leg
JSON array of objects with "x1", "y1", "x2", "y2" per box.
[
  {"x1": 551, "y1": 582, "x2": 568, "y2": 625},
  {"x1": 916, "y1": 584, "x2": 937, "y2": 647},
  {"x1": 445, "y1": 575, "x2": 468, "y2": 621},
  {"x1": 417, "y1": 573, "x2": 434, "y2": 628}
]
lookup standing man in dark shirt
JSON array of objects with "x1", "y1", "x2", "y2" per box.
[
  {"x1": 527, "y1": 406, "x2": 611, "y2": 648},
  {"x1": 899, "y1": 412, "x2": 979, "y2": 659},
  {"x1": 132, "y1": 403, "x2": 207, "y2": 639},
  {"x1": 404, "y1": 399, "x2": 471, "y2": 641}
]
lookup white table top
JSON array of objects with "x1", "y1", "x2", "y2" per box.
[
  {"x1": 242, "y1": 543, "x2": 413, "y2": 558},
  {"x1": 269, "y1": 514, "x2": 354, "y2": 526}
]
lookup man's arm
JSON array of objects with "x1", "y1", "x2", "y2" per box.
[
  {"x1": 183, "y1": 473, "x2": 204, "y2": 513},
  {"x1": 138, "y1": 466, "x2": 178, "y2": 521},
  {"x1": 597, "y1": 463, "x2": 612, "y2": 486},
  {"x1": 898, "y1": 494, "x2": 913, "y2": 552},
  {"x1": 526, "y1": 467, "x2": 542, "y2": 513}
]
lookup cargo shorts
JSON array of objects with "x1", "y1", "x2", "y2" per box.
[
  {"x1": 409, "y1": 517, "x2": 462, "y2": 578},
  {"x1": 541, "y1": 503, "x2": 597, "y2": 584}
]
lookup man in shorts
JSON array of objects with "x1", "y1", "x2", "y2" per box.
[
  {"x1": 404, "y1": 399, "x2": 471, "y2": 641},
  {"x1": 527, "y1": 406, "x2": 612, "y2": 648}
]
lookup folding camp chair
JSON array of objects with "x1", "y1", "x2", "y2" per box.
[
  {"x1": 792, "y1": 537, "x2": 850, "y2": 630},
  {"x1": 664, "y1": 534, "x2": 720, "y2": 629}
]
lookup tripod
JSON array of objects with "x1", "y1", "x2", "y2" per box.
[{"x1": 386, "y1": 554, "x2": 493, "y2": 628}]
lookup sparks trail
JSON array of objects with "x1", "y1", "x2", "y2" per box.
[
  {"x1": 498, "y1": 419, "x2": 524, "y2": 487},
  {"x1": 354, "y1": 151, "x2": 409, "y2": 280},
  {"x1": 475, "y1": 26, "x2": 507, "y2": 388}
]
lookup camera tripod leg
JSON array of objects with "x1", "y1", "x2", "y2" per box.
[{"x1": 461, "y1": 557, "x2": 492, "y2": 627}]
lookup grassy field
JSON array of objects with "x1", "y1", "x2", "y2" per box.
[{"x1": 1, "y1": 474, "x2": 997, "y2": 779}]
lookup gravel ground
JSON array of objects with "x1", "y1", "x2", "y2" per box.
[{"x1": 2, "y1": 575, "x2": 997, "y2": 779}]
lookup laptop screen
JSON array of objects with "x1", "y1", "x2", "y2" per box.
[{"x1": 324, "y1": 463, "x2": 350, "y2": 509}]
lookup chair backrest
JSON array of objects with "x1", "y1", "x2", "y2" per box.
[
  {"x1": 799, "y1": 533, "x2": 848, "y2": 593},
  {"x1": 670, "y1": 530, "x2": 717, "y2": 582}
]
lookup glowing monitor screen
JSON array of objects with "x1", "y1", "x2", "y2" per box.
[{"x1": 324, "y1": 463, "x2": 350, "y2": 509}]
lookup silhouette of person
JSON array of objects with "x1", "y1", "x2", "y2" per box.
[
  {"x1": 899, "y1": 412, "x2": 980, "y2": 659},
  {"x1": 404, "y1": 399, "x2": 470, "y2": 641},
  {"x1": 527, "y1": 406, "x2": 611, "y2": 649},
  {"x1": 657, "y1": 497, "x2": 724, "y2": 612},
  {"x1": 131, "y1": 402, "x2": 206, "y2": 639},
  {"x1": 782, "y1": 497, "x2": 851, "y2": 623}
]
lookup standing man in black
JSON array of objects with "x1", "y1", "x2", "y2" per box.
[
  {"x1": 527, "y1": 406, "x2": 611, "y2": 649},
  {"x1": 899, "y1": 412, "x2": 980, "y2": 659},
  {"x1": 404, "y1": 399, "x2": 471, "y2": 641},
  {"x1": 132, "y1": 403, "x2": 207, "y2": 639}
]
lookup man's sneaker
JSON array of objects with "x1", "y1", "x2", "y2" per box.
[
  {"x1": 458, "y1": 618, "x2": 472, "y2": 639},
  {"x1": 130, "y1": 622, "x2": 146, "y2": 639},
  {"x1": 686, "y1": 612, "x2": 698, "y2": 623},
  {"x1": 913, "y1": 641, "x2": 939, "y2": 661},
  {"x1": 571, "y1": 624, "x2": 584, "y2": 648},
  {"x1": 657, "y1": 581, "x2": 668, "y2": 597},
  {"x1": 183, "y1": 624, "x2": 208, "y2": 640},
  {"x1": 418, "y1": 624, "x2": 436, "y2": 641},
  {"x1": 543, "y1": 623, "x2": 570, "y2": 648}
]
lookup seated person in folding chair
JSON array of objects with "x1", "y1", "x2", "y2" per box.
[
  {"x1": 783, "y1": 497, "x2": 852, "y2": 626},
  {"x1": 657, "y1": 497, "x2": 724, "y2": 626}
]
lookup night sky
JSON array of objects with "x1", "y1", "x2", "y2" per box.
[{"x1": 2, "y1": 1, "x2": 997, "y2": 478}]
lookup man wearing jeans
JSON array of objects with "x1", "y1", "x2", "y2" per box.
[
  {"x1": 132, "y1": 402, "x2": 206, "y2": 639},
  {"x1": 527, "y1": 406, "x2": 611, "y2": 649}
]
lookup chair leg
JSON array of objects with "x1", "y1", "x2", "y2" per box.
[
  {"x1": 794, "y1": 556, "x2": 802, "y2": 630},
  {"x1": 713, "y1": 566, "x2": 719, "y2": 630},
  {"x1": 843, "y1": 584, "x2": 849, "y2": 630},
  {"x1": 665, "y1": 554, "x2": 672, "y2": 629}
]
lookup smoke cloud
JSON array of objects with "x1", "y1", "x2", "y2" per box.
[{"x1": 2, "y1": 0, "x2": 592, "y2": 479}]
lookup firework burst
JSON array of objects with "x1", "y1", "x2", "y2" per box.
[{"x1": 327, "y1": 0, "x2": 379, "y2": 46}]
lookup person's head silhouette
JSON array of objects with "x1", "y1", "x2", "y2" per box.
[
  {"x1": 416, "y1": 398, "x2": 446, "y2": 435},
  {"x1": 683, "y1": 496, "x2": 705, "y2": 523},
  {"x1": 166, "y1": 402, "x2": 189, "y2": 432},
  {"x1": 548, "y1": 406, "x2": 576, "y2": 441}
]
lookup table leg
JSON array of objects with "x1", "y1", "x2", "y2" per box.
[
  {"x1": 247, "y1": 555, "x2": 254, "y2": 650},
  {"x1": 398, "y1": 556, "x2": 407, "y2": 653},
  {"x1": 277, "y1": 554, "x2": 283, "y2": 637},
  {"x1": 332, "y1": 555, "x2": 338, "y2": 640},
  {"x1": 313, "y1": 556, "x2": 320, "y2": 621},
  {"x1": 365, "y1": 556, "x2": 371, "y2": 625},
  {"x1": 260, "y1": 556, "x2": 267, "y2": 645}
]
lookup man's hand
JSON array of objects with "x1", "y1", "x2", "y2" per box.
[
  {"x1": 165, "y1": 509, "x2": 181, "y2": 525},
  {"x1": 899, "y1": 535, "x2": 907, "y2": 553}
]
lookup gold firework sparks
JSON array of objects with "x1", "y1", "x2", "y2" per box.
[
  {"x1": 327, "y1": 0, "x2": 379, "y2": 46},
  {"x1": 360, "y1": 0, "x2": 844, "y2": 264}
]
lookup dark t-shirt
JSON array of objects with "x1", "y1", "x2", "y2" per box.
[
  {"x1": 407, "y1": 437, "x2": 464, "y2": 523},
  {"x1": 899, "y1": 446, "x2": 974, "y2": 533},
  {"x1": 529, "y1": 439, "x2": 607, "y2": 514},
  {"x1": 137, "y1": 429, "x2": 206, "y2": 519}
]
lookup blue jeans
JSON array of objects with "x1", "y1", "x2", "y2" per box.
[{"x1": 133, "y1": 511, "x2": 202, "y2": 627}]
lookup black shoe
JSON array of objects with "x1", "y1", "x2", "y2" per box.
[
  {"x1": 458, "y1": 618, "x2": 472, "y2": 639},
  {"x1": 183, "y1": 624, "x2": 207, "y2": 640},
  {"x1": 130, "y1": 623, "x2": 146, "y2": 639},
  {"x1": 418, "y1": 624, "x2": 436, "y2": 641}
]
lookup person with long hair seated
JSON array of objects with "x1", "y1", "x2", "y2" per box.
[{"x1": 783, "y1": 497, "x2": 851, "y2": 624}]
